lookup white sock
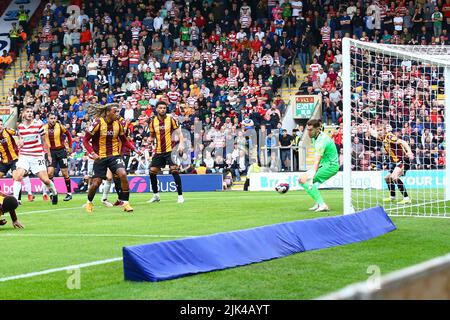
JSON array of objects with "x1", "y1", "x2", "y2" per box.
[
  {"x1": 23, "y1": 176, "x2": 32, "y2": 195},
  {"x1": 46, "y1": 180, "x2": 57, "y2": 196},
  {"x1": 154, "y1": 193, "x2": 160, "y2": 197},
  {"x1": 13, "y1": 180, "x2": 22, "y2": 199},
  {"x1": 103, "y1": 180, "x2": 112, "y2": 201}
]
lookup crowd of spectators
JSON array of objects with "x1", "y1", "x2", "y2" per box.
[
  {"x1": 4, "y1": 0, "x2": 450, "y2": 180},
  {"x1": 7, "y1": 0, "x2": 296, "y2": 181},
  {"x1": 348, "y1": 43, "x2": 447, "y2": 171},
  {"x1": 290, "y1": 0, "x2": 449, "y2": 172}
]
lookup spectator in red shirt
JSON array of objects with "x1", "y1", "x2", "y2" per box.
[
  {"x1": 194, "y1": 10, "x2": 206, "y2": 30},
  {"x1": 332, "y1": 127, "x2": 343, "y2": 152},
  {"x1": 220, "y1": 48, "x2": 230, "y2": 61},
  {"x1": 327, "y1": 68, "x2": 338, "y2": 83},
  {"x1": 251, "y1": 35, "x2": 262, "y2": 53},
  {"x1": 209, "y1": 31, "x2": 220, "y2": 44},
  {"x1": 80, "y1": 26, "x2": 92, "y2": 46},
  {"x1": 324, "y1": 49, "x2": 335, "y2": 65}
]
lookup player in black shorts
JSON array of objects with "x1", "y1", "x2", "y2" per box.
[
  {"x1": 0, "y1": 160, "x2": 17, "y2": 177},
  {"x1": 370, "y1": 124, "x2": 414, "y2": 205},
  {"x1": 82, "y1": 103, "x2": 140, "y2": 213},
  {"x1": 147, "y1": 101, "x2": 185, "y2": 203},
  {"x1": 42, "y1": 114, "x2": 74, "y2": 201},
  {"x1": 388, "y1": 159, "x2": 411, "y2": 174}
]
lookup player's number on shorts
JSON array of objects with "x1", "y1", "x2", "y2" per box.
[
  {"x1": 38, "y1": 160, "x2": 45, "y2": 166},
  {"x1": 116, "y1": 159, "x2": 124, "y2": 165},
  {"x1": 63, "y1": 159, "x2": 68, "y2": 166}
]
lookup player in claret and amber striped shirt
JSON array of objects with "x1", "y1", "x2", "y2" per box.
[
  {"x1": 83, "y1": 103, "x2": 140, "y2": 213},
  {"x1": 370, "y1": 124, "x2": 414, "y2": 205},
  {"x1": 0, "y1": 119, "x2": 33, "y2": 203},
  {"x1": 42, "y1": 113, "x2": 74, "y2": 202},
  {"x1": 13, "y1": 106, "x2": 58, "y2": 205},
  {"x1": 101, "y1": 116, "x2": 135, "y2": 208},
  {"x1": 0, "y1": 120, "x2": 19, "y2": 178},
  {"x1": 0, "y1": 190, "x2": 22, "y2": 228},
  {"x1": 147, "y1": 101, "x2": 185, "y2": 204}
]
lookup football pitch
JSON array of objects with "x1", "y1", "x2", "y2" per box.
[{"x1": 0, "y1": 191, "x2": 449, "y2": 300}]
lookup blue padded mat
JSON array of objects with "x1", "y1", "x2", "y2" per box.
[{"x1": 123, "y1": 206, "x2": 396, "y2": 281}]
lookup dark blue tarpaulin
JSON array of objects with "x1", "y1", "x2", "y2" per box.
[{"x1": 123, "y1": 206, "x2": 396, "y2": 282}]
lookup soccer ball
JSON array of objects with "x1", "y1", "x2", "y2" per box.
[{"x1": 275, "y1": 180, "x2": 290, "y2": 194}]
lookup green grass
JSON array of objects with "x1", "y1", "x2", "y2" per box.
[{"x1": 0, "y1": 191, "x2": 449, "y2": 300}]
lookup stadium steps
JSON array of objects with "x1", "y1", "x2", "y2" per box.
[
  {"x1": 0, "y1": 47, "x2": 28, "y2": 103},
  {"x1": 323, "y1": 126, "x2": 337, "y2": 136},
  {"x1": 280, "y1": 62, "x2": 306, "y2": 103},
  {"x1": 231, "y1": 176, "x2": 246, "y2": 191},
  {"x1": 305, "y1": 147, "x2": 315, "y2": 166},
  {"x1": 431, "y1": 85, "x2": 445, "y2": 102},
  {"x1": 0, "y1": 17, "x2": 42, "y2": 103},
  {"x1": 281, "y1": 61, "x2": 309, "y2": 165}
]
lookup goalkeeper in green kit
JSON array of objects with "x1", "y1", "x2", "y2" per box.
[{"x1": 298, "y1": 119, "x2": 339, "y2": 212}]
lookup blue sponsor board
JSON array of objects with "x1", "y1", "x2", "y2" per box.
[
  {"x1": 71, "y1": 174, "x2": 223, "y2": 193},
  {"x1": 381, "y1": 170, "x2": 447, "y2": 189}
]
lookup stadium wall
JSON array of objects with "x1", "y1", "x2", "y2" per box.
[
  {"x1": 318, "y1": 253, "x2": 450, "y2": 300},
  {"x1": 249, "y1": 170, "x2": 447, "y2": 191},
  {"x1": 0, "y1": 174, "x2": 223, "y2": 193}
]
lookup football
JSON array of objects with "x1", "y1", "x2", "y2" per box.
[{"x1": 275, "y1": 181, "x2": 290, "y2": 194}]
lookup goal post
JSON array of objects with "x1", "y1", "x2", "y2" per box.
[
  {"x1": 445, "y1": 67, "x2": 450, "y2": 203},
  {"x1": 342, "y1": 38, "x2": 450, "y2": 218}
]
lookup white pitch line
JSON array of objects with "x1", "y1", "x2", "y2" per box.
[
  {"x1": 0, "y1": 257, "x2": 123, "y2": 283},
  {"x1": 0, "y1": 233, "x2": 193, "y2": 238},
  {"x1": 19, "y1": 206, "x2": 80, "y2": 216},
  {"x1": 17, "y1": 194, "x2": 283, "y2": 216}
]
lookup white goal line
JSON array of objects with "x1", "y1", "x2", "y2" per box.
[
  {"x1": 17, "y1": 193, "x2": 278, "y2": 216},
  {"x1": 384, "y1": 199, "x2": 450, "y2": 218}
]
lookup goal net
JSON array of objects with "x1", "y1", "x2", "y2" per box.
[{"x1": 342, "y1": 38, "x2": 450, "y2": 218}]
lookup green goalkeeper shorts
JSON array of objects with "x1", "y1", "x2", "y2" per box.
[{"x1": 313, "y1": 163, "x2": 339, "y2": 184}]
